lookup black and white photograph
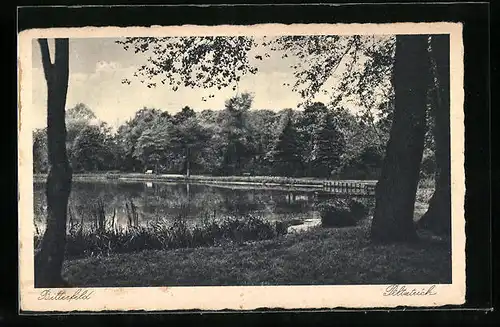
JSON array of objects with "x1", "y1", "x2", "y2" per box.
[{"x1": 18, "y1": 22, "x2": 465, "y2": 311}]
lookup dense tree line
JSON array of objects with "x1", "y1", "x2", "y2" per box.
[{"x1": 33, "y1": 97, "x2": 392, "y2": 179}]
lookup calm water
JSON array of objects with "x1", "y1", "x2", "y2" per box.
[{"x1": 33, "y1": 180, "x2": 374, "y2": 231}]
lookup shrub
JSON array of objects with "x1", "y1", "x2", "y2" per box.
[
  {"x1": 320, "y1": 198, "x2": 369, "y2": 228},
  {"x1": 274, "y1": 220, "x2": 289, "y2": 235},
  {"x1": 320, "y1": 203, "x2": 353, "y2": 227},
  {"x1": 349, "y1": 199, "x2": 369, "y2": 220}
]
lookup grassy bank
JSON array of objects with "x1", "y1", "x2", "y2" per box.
[{"x1": 62, "y1": 222, "x2": 451, "y2": 287}]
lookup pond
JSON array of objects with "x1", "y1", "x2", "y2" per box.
[{"x1": 33, "y1": 180, "x2": 375, "y2": 233}]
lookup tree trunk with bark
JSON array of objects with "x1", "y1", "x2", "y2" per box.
[
  {"x1": 417, "y1": 35, "x2": 451, "y2": 235},
  {"x1": 34, "y1": 39, "x2": 72, "y2": 287},
  {"x1": 370, "y1": 35, "x2": 431, "y2": 243}
]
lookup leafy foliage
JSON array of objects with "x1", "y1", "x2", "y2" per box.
[
  {"x1": 257, "y1": 35, "x2": 395, "y2": 115},
  {"x1": 33, "y1": 99, "x2": 390, "y2": 179},
  {"x1": 132, "y1": 116, "x2": 171, "y2": 171},
  {"x1": 166, "y1": 115, "x2": 211, "y2": 174},
  {"x1": 33, "y1": 128, "x2": 48, "y2": 173},
  {"x1": 217, "y1": 93, "x2": 257, "y2": 175},
  {"x1": 269, "y1": 109, "x2": 302, "y2": 176},
  {"x1": 116, "y1": 36, "x2": 257, "y2": 95},
  {"x1": 117, "y1": 35, "x2": 395, "y2": 118},
  {"x1": 66, "y1": 103, "x2": 98, "y2": 146},
  {"x1": 311, "y1": 110, "x2": 346, "y2": 177},
  {"x1": 71, "y1": 123, "x2": 115, "y2": 172},
  {"x1": 115, "y1": 107, "x2": 163, "y2": 172}
]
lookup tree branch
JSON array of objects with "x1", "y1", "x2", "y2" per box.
[{"x1": 38, "y1": 38, "x2": 53, "y2": 82}]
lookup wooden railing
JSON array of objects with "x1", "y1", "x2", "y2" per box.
[{"x1": 322, "y1": 181, "x2": 376, "y2": 196}]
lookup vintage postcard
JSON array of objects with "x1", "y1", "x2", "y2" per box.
[{"x1": 18, "y1": 22, "x2": 465, "y2": 312}]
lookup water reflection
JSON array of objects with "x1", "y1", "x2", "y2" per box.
[{"x1": 33, "y1": 180, "x2": 374, "y2": 231}]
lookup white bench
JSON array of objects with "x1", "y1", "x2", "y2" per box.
[{"x1": 145, "y1": 170, "x2": 153, "y2": 174}]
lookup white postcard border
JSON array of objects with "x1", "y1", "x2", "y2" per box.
[{"x1": 18, "y1": 22, "x2": 465, "y2": 312}]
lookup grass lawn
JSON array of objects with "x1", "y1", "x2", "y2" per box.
[{"x1": 62, "y1": 218, "x2": 451, "y2": 287}]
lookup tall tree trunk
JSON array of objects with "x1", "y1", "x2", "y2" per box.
[
  {"x1": 34, "y1": 39, "x2": 72, "y2": 287},
  {"x1": 417, "y1": 35, "x2": 451, "y2": 235},
  {"x1": 370, "y1": 35, "x2": 431, "y2": 243}
]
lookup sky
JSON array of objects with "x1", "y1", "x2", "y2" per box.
[{"x1": 31, "y1": 37, "x2": 340, "y2": 130}]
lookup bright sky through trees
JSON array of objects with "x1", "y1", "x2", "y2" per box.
[{"x1": 31, "y1": 37, "x2": 368, "y2": 130}]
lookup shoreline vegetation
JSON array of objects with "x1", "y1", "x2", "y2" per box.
[
  {"x1": 35, "y1": 213, "x2": 291, "y2": 260},
  {"x1": 33, "y1": 173, "x2": 378, "y2": 193},
  {"x1": 34, "y1": 195, "x2": 374, "y2": 260}
]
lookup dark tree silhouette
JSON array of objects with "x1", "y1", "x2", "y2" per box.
[
  {"x1": 371, "y1": 35, "x2": 431, "y2": 243},
  {"x1": 270, "y1": 110, "x2": 303, "y2": 176},
  {"x1": 418, "y1": 35, "x2": 451, "y2": 235},
  {"x1": 34, "y1": 38, "x2": 72, "y2": 287},
  {"x1": 311, "y1": 111, "x2": 346, "y2": 177}
]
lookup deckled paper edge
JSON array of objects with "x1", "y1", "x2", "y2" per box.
[{"x1": 18, "y1": 22, "x2": 465, "y2": 312}]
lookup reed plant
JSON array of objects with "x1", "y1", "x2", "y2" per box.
[{"x1": 34, "y1": 201, "x2": 289, "y2": 259}]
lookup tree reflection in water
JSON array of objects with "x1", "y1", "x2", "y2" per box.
[{"x1": 33, "y1": 180, "x2": 375, "y2": 231}]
